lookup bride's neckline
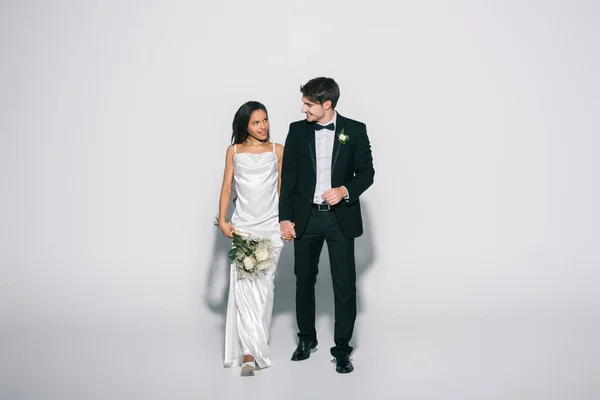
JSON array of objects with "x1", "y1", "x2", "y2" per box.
[
  {"x1": 235, "y1": 151, "x2": 274, "y2": 156},
  {"x1": 235, "y1": 141, "x2": 274, "y2": 156}
]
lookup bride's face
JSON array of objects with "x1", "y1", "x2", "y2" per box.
[{"x1": 247, "y1": 109, "x2": 269, "y2": 142}]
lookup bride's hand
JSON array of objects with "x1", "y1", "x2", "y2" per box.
[
  {"x1": 219, "y1": 220, "x2": 235, "y2": 238},
  {"x1": 280, "y1": 221, "x2": 295, "y2": 242}
]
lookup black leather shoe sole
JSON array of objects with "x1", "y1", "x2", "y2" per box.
[{"x1": 291, "y1": 340, "x2": 318, "y2": 361}]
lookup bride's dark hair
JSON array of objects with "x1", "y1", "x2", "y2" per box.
[{"x1": 231, "y1": 101, "x2": 270, "y2": 144}]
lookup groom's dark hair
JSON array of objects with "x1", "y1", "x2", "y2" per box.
[
  {"x1": 300, "y1": 77, "x2": 340, "y2": 109},
  {"x1": 231, "y1": 101, "x2": 270, "y2": 144}
]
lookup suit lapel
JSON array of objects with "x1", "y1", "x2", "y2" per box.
[
  {"x1": 305, "y1": 122, "x2": 317, "y2": 173},
  {"x1": 331, "y1": 114, "x2": 346, "y2": 178}
]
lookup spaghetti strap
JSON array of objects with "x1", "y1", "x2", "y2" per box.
[
  {"x1": 233, "y1": 144, "x2": 237, "y2": 154},
  {"x1": 272, "y1": 142, "x2": 276, "y2": 154}
]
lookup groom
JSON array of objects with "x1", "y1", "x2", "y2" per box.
[{"x1": 279, "y1": 77, "x2": 375, "y2": 373}]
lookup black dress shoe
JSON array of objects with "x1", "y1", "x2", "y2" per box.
[
  {"x1": 335, "y1": 354, "x2": 354, "y2": 373},
  {"x1": 291, "y1": 339, "x2": 318, "y2": 361}
]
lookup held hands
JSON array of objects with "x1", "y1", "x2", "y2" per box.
[
  {"x1": 218, "y1": 220, "x2": 235, "y2": 238},
  {"x1": 321, "y1": 187, "x2": 347, "y2": 206},
  {"x1": 280, "y1": 221, "x2": 296, "y2": 242}
]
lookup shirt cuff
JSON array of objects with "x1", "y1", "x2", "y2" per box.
[{"x1": 341, "y1": 186, "x2": 349, "y2": 200}]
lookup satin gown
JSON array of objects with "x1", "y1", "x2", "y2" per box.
[{"x1": 223, "y1": 143, "x2": 283, "y2": 369}]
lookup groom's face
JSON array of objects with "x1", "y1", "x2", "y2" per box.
[{"x1": 301, "y1": 96, "x2": 331, "y2": 123}]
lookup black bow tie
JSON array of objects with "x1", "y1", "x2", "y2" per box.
[{"x1": 314, "y1": 123, "x2": 335, "y2": 131}]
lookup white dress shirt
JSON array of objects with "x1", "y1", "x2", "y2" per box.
[{"x1": 313, "y1": 113, "x2": 337, "y2": 204}]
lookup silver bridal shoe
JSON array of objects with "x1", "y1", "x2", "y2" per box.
[{"x1": 240, "y1": 360, "x2": 256, "y2": 377}]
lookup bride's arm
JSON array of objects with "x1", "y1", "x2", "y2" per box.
[
  {"x1": 218, "y1": 145, "x2": 235, "y2": 238},
  {"x1": 275, "y1": 143, "x2": 284, "y2": 196}
]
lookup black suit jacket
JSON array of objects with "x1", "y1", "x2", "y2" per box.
[{"x1": 279, "y1": 114, "x2": 375, "y2": 238}]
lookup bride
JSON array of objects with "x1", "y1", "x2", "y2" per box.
[{"x1": 217, "y1": 101, "x2": 288, "y2": 376}]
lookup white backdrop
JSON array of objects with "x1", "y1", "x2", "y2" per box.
[{"x1": 1, "y1": 1, "x2": 599, "y2": 399}]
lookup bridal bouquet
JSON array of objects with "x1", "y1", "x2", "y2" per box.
[{"x1": 215, "y1": 215, "x2": 282, "y2": 280}]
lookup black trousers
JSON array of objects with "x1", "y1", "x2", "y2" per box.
[{"x1": 294, "y1": 207, "x2": 357, "y2": 358}]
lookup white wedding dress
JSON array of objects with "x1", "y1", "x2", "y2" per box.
[{"x1": 223, "y1": 143, "x2": 283, "y2": 369}]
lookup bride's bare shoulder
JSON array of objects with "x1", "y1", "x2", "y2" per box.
[
  {"x1": 224, "y1": 144, "x2": 236, "y2": 158},
  {"x1": 274, "y1": 142, "x2": 284, "y2": 157}
]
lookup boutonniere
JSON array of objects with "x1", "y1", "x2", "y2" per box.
[{"x1": 337, "y1": 129, "x2": 349, "y2": 144}]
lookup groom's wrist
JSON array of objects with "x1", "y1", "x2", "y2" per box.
[{"x1": 340, "y1": 186, "x2": 349, "y2": 200}]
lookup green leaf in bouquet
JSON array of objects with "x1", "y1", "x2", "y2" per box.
[
  {"x1": 228, "y1": 248, "x2": 237, "y2": 260},
  {"x1": 232, "y1": 234, "x2": 243, "y2": 246}
]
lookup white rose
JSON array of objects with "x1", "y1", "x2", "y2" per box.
[
  {"x1": 339, "y1": 133, "x2": 347, "y2": 141},
  {"x1": 243, "y1": 257, "x2": 256, "y2": 271},
  {"x1": 257, "y1": 260, "x2": 269, "y2": 271},
  {"x1": 255, "y1": 247, "x2": 269, "y2": 262}
]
